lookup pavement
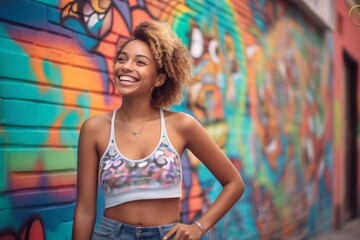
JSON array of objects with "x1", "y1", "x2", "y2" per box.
[{"x1": 310, "y1": 219, "x2": 360, "y2": 240}]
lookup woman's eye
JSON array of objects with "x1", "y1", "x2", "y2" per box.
[
  {"x1": 117, "y1": 57, "x2": 126, "y2": 62},
  {"x1": 137, "y1": 61, "x2": 146, "y2": 65}
]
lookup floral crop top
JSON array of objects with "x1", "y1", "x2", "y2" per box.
[{"x1": 99, "y1": 109, "x2": 182, "y2": 208}]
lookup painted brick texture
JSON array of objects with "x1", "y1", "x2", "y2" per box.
[{"x1": 0, "y1": 0, "x2": 333, "y2": 239}]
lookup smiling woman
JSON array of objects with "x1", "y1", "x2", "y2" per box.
[
  {"x1": 113, "y1": 21, "x2": 192, "y2": 109},
  {"x1": 113, "y1": 40, "x2": 165, "y2": 99},
  {"x1": 72, "y1": 20, "x2": 244, "y2": 240}
]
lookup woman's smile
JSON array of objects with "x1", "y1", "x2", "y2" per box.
[{"x1": 117, "y1": 75, "x2": 139, "y2": 86}]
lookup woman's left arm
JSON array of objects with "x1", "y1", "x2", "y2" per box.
[{"x1": 164, "y1": 114, "x2": 245, "y2": 240}]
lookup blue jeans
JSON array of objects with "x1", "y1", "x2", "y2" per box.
[{"x1": 92, "y1": 216, "x2": 177, "y2": 240}]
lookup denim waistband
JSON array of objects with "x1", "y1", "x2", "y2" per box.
[{"x1": 99, "y1": 216, "x2": 178, "y2": 237}]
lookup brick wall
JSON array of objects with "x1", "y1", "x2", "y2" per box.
[{"x1": 0, "y1": 0, "x2": 333, "y2": 239}]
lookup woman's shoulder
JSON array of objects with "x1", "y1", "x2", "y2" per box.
[
  {"x1": 80, "y1": 111, "x2": 113, "y2": 133},
  {"x1": 163, "y1": 109, "x2": 201, "y2": 132}
]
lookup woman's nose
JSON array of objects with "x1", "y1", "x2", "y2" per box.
[{"x1": 122, "y1": 61, "x2": 134, "y2": 72}]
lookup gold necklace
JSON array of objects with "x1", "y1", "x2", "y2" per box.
[{"x1": 120, "y1": 108, "x2": 153, "y2": 137}]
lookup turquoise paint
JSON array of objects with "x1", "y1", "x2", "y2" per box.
[
  {"x1": 62, "y1": 18, "x2": 99, "y2": 51},
  {"x1": 0, "y1": 151, "x2": 7, "y2": 192},
  {"x1": 2, "y1": 129, "x2": 48, "y2": 146},
  {"x1": 0, "y1": 97, "x2": 2, "y2": 117},
  {"x1": 2, "y1": 100, "x2": 61, "y2": 127},
  {"x1": 0, "y1": 209, "x2": 12, "y2": 229},
  {"x1": 46, "y1": 221, "x2": 73, "y2": 240},
  {"x1": 240, "y1": 118, "x2": 256, "y2": 176},
  {"x1": 33, "y1": 0, "x2": 60, "y2": 7},
  {"x1": 43, "y1": 59, "x2": 62, "y2": 86},
  {"x1": 60, "y1": 112, "x2": 80, "y2": 145},
  {"x1": 0, "y1": 80, "x2": 62, "y2": 104},
  {"x1": 60, "y1": 130, "x2": 79, "y2": 147},
  {"x1": 76, "y1": 92, "x2": 91, "y2": 108},
  {"x1": 61, "y1": 111, "x2": 80, "y2": 128},
  {"x1": 0, "y1": 30, "x2": 37, "y2": 82}
]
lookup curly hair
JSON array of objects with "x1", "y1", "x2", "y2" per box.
[{"x1": 114, "y1": 20, "x2": 192, "y2": 109}]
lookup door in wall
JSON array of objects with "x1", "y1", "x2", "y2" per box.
[{"x1": 343, "y1": 50, "x2": 359, "y2": 223}]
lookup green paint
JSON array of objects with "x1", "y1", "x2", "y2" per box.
[{"x1": 5, "y1": 148, "x2": 76, "y2": 171}]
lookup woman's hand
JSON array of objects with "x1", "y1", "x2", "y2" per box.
[{"x1": 163, "y1": 223, "x2": 203, "y2": 240}]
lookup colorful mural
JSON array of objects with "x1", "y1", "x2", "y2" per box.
[{"x1": 0, "y1": 0, "x2": 333, "y2": 239}]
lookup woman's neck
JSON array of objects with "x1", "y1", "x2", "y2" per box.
[{"x1": 120, "y1": 99, "x2": 158, "y2": 121}]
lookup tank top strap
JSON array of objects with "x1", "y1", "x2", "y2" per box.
[
  {"x1": 110, "y1": 109, "x2": 117, "y2": 140},
  {"x1": 160, "y1": 109, "x2": 166, "y2": 138}
]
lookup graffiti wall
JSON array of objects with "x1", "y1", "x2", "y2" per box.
[{"x1": 0, "y1": 0, "x2": 333, "y2": 239}]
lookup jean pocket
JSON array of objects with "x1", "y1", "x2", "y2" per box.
[
  {"x1": 93, "y1": 221, "x2": 116, "y2": 237},
  {"x1": 161, "y1": 223, "x2": 178, "y2": 237}
]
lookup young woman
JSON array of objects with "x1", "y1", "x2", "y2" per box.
[{"x1": 72, "y1": 20, "x2": 245, "y2": 240}]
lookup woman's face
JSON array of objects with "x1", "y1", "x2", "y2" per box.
[{"x1": 113, "y1": 39, "x2": 162, "y2": 98}]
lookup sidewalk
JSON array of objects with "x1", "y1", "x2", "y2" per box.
[{"x1": 310, "y1": 219, "x2": 360, "y2": 240}]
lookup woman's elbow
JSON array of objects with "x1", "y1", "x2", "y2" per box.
[{"x1": 235, "y1": 176, "x2": 245, "y2": 200}]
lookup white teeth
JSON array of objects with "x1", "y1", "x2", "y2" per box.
[{"x1": 119, "y1": 75, "x2": 136, "y2": 82}]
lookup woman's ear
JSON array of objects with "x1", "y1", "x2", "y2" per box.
[{"x1": 155, "y1": 73, "x2": 166, "y2": 87}]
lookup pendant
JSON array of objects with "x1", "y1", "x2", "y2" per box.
[{"x1": 133, "y1": 132, "x2": 140, "y2": 137}]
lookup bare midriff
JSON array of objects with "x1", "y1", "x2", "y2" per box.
[{"x1": 103, "y1": 198, "x2": 180, "y2": 226}]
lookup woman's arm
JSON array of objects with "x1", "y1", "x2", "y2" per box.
[
  {"x1": 72, "y1": 118, "x2": 101, "y2": 240},
  {"x1": 185, "y1": 114, "x2": 245, "y2": 231},
  {"x1": 165, "y1": 113, "x2": 245, "y2": 240}
]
